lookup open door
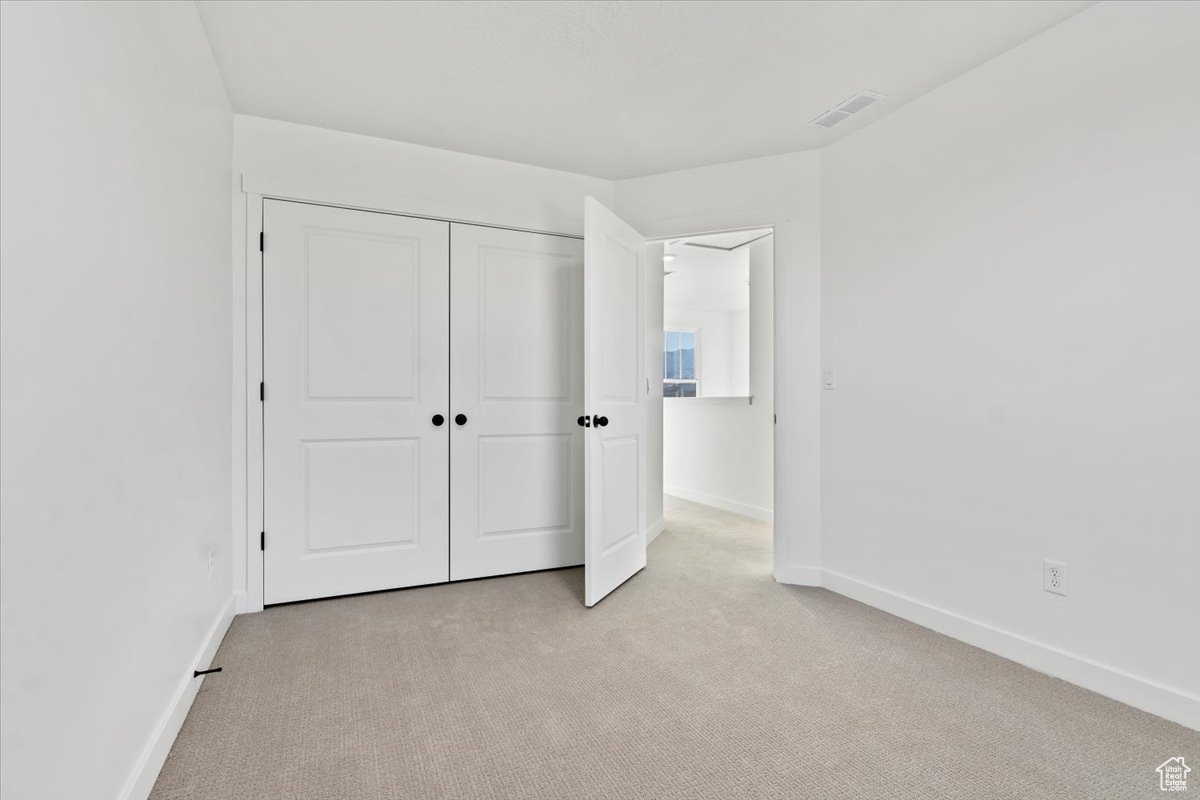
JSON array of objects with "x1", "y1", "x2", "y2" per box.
[{"x1": 583, "y1": 197, "x2": 647, "y2": 606}]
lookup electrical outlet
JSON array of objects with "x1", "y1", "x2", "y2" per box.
[
  {"x1": 207, "y1": 547, "x2": 215, "y2": 582},
  {"x1": 1044, "y1": 559, "x2": 1067, "y2": 596},
  {"x1": 823, "y1": 369, "x2": 837, "y2": 390}
]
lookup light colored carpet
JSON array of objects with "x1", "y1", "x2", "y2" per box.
[{"x1": 152, "y1": 497, "x2": 1197, "y2": 799}]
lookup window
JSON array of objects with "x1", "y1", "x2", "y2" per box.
[{"x1": 663, "y1": 329, "x2": 698, "y2": 397}]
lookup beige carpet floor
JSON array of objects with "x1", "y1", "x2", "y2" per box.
[{"x1": 153, "y1": 497, "x2": 1197, "y2": 799}]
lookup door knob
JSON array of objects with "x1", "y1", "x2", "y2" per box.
[
  {"x1": 432, "y1": 414, "x2": 445, "y2": 427},
  {"x1": 455, "y1": 413, "x2": 468, "y2": 426},
  {"x1": 577, "y1": 415, "x2": 591, "y2": 428},
  {"x1": 594, "y1": 415, "x2": 609, "y2": 427}
]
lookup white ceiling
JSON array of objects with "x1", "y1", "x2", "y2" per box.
[
  {"x1": 664, "y1": 232, "x2": 766, "y2": 313},
  {"x1": 675, "y1": 228, "x2": 774, "y2": 251},
  {"x1": 196, "y1": 0, "x2": 1093, "y2": 179}
]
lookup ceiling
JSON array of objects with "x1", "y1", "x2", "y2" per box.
[
  {"x1": 664, "y1": 231, "x2": 767, "y2": 313},
  {"x1": 673, "y1": 228, "x2": 773, "y2": 251},
  {"x1": 196, "y1": 0, "x2": 1093, "y2": 179}
]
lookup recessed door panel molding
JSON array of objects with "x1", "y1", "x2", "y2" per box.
[
  {"x1": 479, "y1": 245, "x2": 575, "y2": 402},
  {"x1": 478, "y1": 434, "x2": 573, "y2": 538},
  {"x1": 263, "y1": 200, "x2": 450, "y2": 604},
  {"x1": 599, "y1": 435, "x2": 640, "y2": 554},
  {"x1": 450, "y1": 224, "x2": 584, "y2": 581},
  {"x1": 305, "y1": 231, "x2": 420, "y2": 400},
  {"x1": 598, "y1": 233, "x2": 641, "y2": 406},
  {"x1": 583, "y1": 197, "x2": 648, "y2": 607},
  {"x1": 304, "y1": 438, "x2": 420, "y2": 553}
]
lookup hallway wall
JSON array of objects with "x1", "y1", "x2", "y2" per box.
[{"x1": 663, "y1": 238, "x2": 774, "y2": 521}]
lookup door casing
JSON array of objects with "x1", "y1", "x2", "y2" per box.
[{"x1": 235, "y1": 175, "x2": 787, "y2": 613}]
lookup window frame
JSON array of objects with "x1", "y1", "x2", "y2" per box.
[{"x1": 662, "y1": 326, "x2": 701, "y2": 398}]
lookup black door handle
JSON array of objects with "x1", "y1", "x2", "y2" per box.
[
  {"x1": 432, "y1": 414, "x2": 445, "y2": 427},
  {"x1": 594, "y1": 415, "x2": 609, "y2": 427},
  {"x1": 577, "y1": 415, "x2": 591, "y2": 428},
  {"x1": 455, "y1": 413, "x2": 468, "y2": 426}
]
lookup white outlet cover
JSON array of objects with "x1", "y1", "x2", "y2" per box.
[{"x1": 1043, "y1": 559, "x2": 1068, "y2": 596}]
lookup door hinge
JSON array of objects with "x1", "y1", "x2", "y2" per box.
[
  {"x1": 260, "y1": 531, "x2": 265, "y2": 551},
  {"x1": 259, "y1": 382, "x2": 265, "y2": 402},
  {"x1": 259, "y1": 232, "x2": 264, "y2": 252}
]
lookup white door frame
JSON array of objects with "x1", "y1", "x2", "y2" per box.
[
  {"x1": 234, "y1": 176, "x2": 808, "y2": 613},
  {"x1": 235, "y1": 176, "x2": 585, "y2": 613},
  {"x1": 650, "y1": 223, "x2": 777, "y2": 545},
  {"x1": 629, "y1": 204, "x2": 808, "y2": 586}
]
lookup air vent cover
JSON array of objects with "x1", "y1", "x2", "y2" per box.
[
  {"x1": 810, "y1": 90, "x2": 885, "y2": 129},
  {"x1": 811, "y1": 109, "x2": 852, "y2": 128}
]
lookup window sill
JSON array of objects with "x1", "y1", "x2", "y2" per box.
[{"x1": 664, "y1": 396, "x2": 753, "y2": 406}]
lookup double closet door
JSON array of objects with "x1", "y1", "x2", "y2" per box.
[{"x1": 263, "y1": 200, "x2": 585, "y2": 605}]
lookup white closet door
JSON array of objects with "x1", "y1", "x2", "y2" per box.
[
  {"x1": 449, "y1": 224, "x2": 584, "y2": 580},
  {"x1": 582, "y1": 197, "x2": 647, "y2": 607},
  {"x1": 263, "y1": 200, "x2": 450, "y2": 604}
]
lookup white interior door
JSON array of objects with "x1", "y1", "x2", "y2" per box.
[
  {"x1": 449, "y1": 224, "x2": 585, "y2": 580},
  {"x1": 263, "y1": 200, "x2": 450, "y2": 604},
  {"x1": 583, "y1": 197, "x2": 647, "y2": 607}
]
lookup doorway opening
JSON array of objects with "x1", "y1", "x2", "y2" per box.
[{"x1": 652, "y1": 227, "x2": 775, "y2": 567}]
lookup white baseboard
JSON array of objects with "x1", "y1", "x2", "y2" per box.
[
  {"x1": 664, "y1": 487, "x2": 773, "y2": 523},
  {"x1": 647, "y1": 517, "x2": 666, "y2": 545},
  {"x1": 820, "y1": 569, "x2": 1200, "y2": 731},
  {"x1": 774, "y1": 563, "x2": 822, "y2": 586},
  {"x1": 121, "y1": 595, "x2": 237, "y2": 799}
]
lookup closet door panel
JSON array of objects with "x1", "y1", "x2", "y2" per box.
[
  {"x1": 263, "y1": 200, "x2": 450, "y2": 604},
  {"x1": 450, "y1": 224, "x2": 584, "y2": 580}
]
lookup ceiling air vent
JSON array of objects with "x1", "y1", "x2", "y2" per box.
[
  {"x1": 809, "y1": 90, "x2": 885, "y2": 129},
  {"x1": 811, "y1": 109, "x2": 852, "y2": 129}
]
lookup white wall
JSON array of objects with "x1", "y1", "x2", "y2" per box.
[
  {"x1": 231, "y1": 120, "x2": 818, "y2": 570},
  {"x1": 616, "y1": 155, "x2": 822, "y2": 580},
  {"x1": 232, "y1": 125, "x2": 820, "y2": 579},
  {"x1": 0, "y1": 3, "x2": 234, "y2": 798},
  {"x1": 231, "y1": 116, "x2": 616, "y2": 608},
  {"x1": 234, "y1": 115, "x2": 614, "y2": 234},
  {"x1": 645, "y1": 242, "x2": 665, "y2": 535},
  {"x1": 663, "y1": 238, "x2": 775, "y2": 521},
  {"x1": 663, "y1": 242, "x2": 751, "y2": 397},
  {"x1": 664, "y1": 308, "x2": 737, "y2": 396},
  {"x1": 821, "y1": 0, "x2": 1199, "y2": 728},
  {"x1": 730, "y1": 308, "x2": 750, "y2": 397}
]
